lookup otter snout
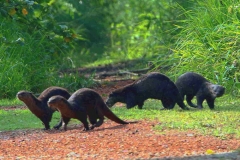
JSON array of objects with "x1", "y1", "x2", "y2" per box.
[
  {"x1": 105, "y1": 98, "x2": 115, "y2": 107},
  {"x1": 211, "y1": 85, "x2": 225, "y2": 97},
  {"x1": 16, "y1": 92, "x2": 23, "y2": 99},
  {"x1": 16, "y1": 91, "x2": 29, "y2": 100},
  {"x1": 216, "y1": 87, "x2": 225, "y2": 97}
]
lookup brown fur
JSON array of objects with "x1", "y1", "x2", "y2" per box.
[
  {"x1": 47, "y1": 88, "x2": 136, "y2": 131},
  {"x1": 16, "y1": 86, "x2": 71, "y2": 130}
]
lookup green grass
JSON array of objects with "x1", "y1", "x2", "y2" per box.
[
  {"x1": 0, "y1": 109, "x2": 61, "y2": 130},
  {"x1": 112, "y1": 95, "x2": 240, "y2": 139},
  {"x1": 0, "y1": 99, "x2": 22, "y2": 106},
  {"x1": 0, "y1": 94, "x2": 239, "y2": 139}
]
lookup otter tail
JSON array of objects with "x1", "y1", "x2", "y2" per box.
[{"x1": 98, "y1": 102, "x2": 137, "y2": 124}]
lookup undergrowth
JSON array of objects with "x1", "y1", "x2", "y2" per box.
[{"x1": 167, "y1": 0, "x2": 240, "y2": 93}]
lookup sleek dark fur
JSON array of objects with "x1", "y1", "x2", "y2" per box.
[
  {"x1": 17, "y1": 86, "x2": 71, "y2": 130},
  {"x1": 106, "y1": 72, "x2": 189, "y2": 110},
  {"x1": 175, "y1": 72, "x2": 225, "y2": 109},
  {"x1": 47, "y1": 88, "x2": 136, "y2": 131}
]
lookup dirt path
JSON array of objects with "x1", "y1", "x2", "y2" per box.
[
  {"x1": 0, "y1": 120, "x2": 240, "y2": 159},
  {"x1": 0, "y1": 79, "x2": 240, "y2": 159}
]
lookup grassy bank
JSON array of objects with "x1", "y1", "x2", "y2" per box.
[{"x1": 1, "y1": 95, "x2": 239, "y2": 139}]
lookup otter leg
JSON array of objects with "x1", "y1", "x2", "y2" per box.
[
  {"x1": 62, "y1": 116, "x2": 71, "y2": 131},
  {"x1": 94, "y1": 118, "x2": 104, "y2": 127},
  {"x1": 90, "y1": 112, "x2": 104, "y2": 129},
  {"x1": 126, "y1": 92, "x2": 137, "y2": 109},
  {"x1": 161, "y1": 98, "x2": 175, "y2": 109},
  {"x1": 53, "y1": 118, "x2": 63, "y2": 130},
  {"x1": 81, "y1": 119, "x2": 90, "y2": 131},
  {"x1": 39, "y1": 116, "x2": 50, "y2": 130},
  {"x1": 88, "y1": 109, "x2": 99, "y2": 129},
  {"x1": 206, "y1": 98, "x2": 215, "y2": 110},
  {"x1": 186, "y1": 95, "x2": 197, "y2": 108},
  {"x1": 196, "y1": 95, "x2": 204, "y2": 109},
  {"x1": 90, "y1": 119, "x2": 104, "y2": 130},
  {"x1": 137, "y1": 101, "x2": 144, "y2": 109},
  {"x1": 89, "y1": 118, "x2": 97, "y2": 130},
  {"x1": 176, "y1": 94, "x2": 189, "y2": 110},
  {"x1": 77, "y1": 114, "x2": 89, "y2": 131}
]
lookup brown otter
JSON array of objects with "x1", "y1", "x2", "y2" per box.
[
  {"x1": 175, "y1": 72, "x2": 225, "y2": 109},
  {"x1": 16, "y1": 86, "x2": 71, "y2": 130},
  {"x1": 47, "y1": 88, "x2": 136, "y2": 131},
  {"x1": 106, "y1": 72, "x2": 189, "y2": 110}
]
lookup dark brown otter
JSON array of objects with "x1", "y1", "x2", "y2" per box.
[
  {"x1": 47, "y1": 88, "x2": 136, "y2": 131},
  {"x1": 16, "y1": 86, "x2": 71, "y2": 130},
  {"x1": 106, "y1": 72, "x2": 189, "y2": 110},
  {"x1": 175, "y1": 72, "x2": 225, "y2": 109}
]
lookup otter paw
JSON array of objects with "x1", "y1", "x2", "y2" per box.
[
  {"x1": 83, "y1": 128, "x2": 90, "y2": 131},
  {"x1": 53, "y1": 126, "x2": 61, "y2": 130},
  {"x1": 160, "y1": 108, "x2": 168, "y2": 110},
  {"x1": 137, "y1": 106, "x2": 143, "y2": 109},
  {"x1": 90, "y1": 125, "x2": 95, "y2": 130}
]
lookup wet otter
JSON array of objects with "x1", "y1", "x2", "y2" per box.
[
  {"x1": 17, "y1": 86, "x2": 71, "y2": 130},
  {"x1": 47, "y1": 88, "x2": 136, "y2": 131},
  {"x1": 175, "y1": 72, "x2": 225, "y2": 109},
  {"x1": 106, "y1": 72, "x2": 189, "y2": 110}
]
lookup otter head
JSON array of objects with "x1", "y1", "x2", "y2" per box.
[
  {"x1": 106, "y1": 86, "x2": 131, "y2": 108},
  {"x1": 106, "y1": 91, "x2": 125, "y2": 107},
  {"x1": 47, "y1": 95, "x2": 66, "y2": 110},
  {"x1": 210, "y1": 84, "x2": 225, "y2": 98},
  {"x1": 16, "y1": 91, "x2": 34, "y2": 101}
]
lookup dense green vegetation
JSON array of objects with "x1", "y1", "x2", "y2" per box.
[
  {"x1": 1, "y1": 0, "x2": 239, "y2": 98},
  {"x1": 172, "y1": 0, "x2": 240, "y2": 89}
]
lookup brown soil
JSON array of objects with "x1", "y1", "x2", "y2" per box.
[{"x1": 0, "y1": 79, "x2": 240, "y2": 159}]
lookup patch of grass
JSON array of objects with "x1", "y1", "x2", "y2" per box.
[
  {"x1": 112, "y1": 94, "x2": 240, "y2": 138},
  {"x1": 0, "y1": 110, "x2": 80, "y2": 131},
  {"x1": 0, "y1": 94, "x2": 239, "y2": 139},
  {"x1": 0, "y1": 99, "x2": 22, "y2": 107}
]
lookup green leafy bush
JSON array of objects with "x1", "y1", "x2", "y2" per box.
[
  {"x1": 171, "y1": 0, "x2": 240, "y2": 93},
  {"x1": 0, "y1": 1, "x2": 91, "y2": 98}
]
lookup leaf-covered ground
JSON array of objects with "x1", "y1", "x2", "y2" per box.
[
  {"x1": 0, "y1": 79, "x2": 240, "y2": 159},
  {"x1": 0, "y1": 120, "x2": 240, "y2": 159}
]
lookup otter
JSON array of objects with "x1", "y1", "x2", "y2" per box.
[
  {"x1": 175, "y1": 72, "x2": 225, "y2": 109},
  {"x1": 16, "y1": 86, "x2": 71, "y2": 130},
  {"x1": 47, "y1": 88, "x2": 136, "y2": 131},
  {"x1": 106, "y1": 72, "x2": 189, "y2": 110}
]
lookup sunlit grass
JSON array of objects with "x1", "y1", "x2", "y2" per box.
[
  {"x1": 1, "y1": 94, "x2": 239, "y2": 139},
  {"x1": 0, "y1": 98, "x2": 22, "y2": 107},
  {"x1": 112, "y1": 94, "x2": 240, "y2": 138}
]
